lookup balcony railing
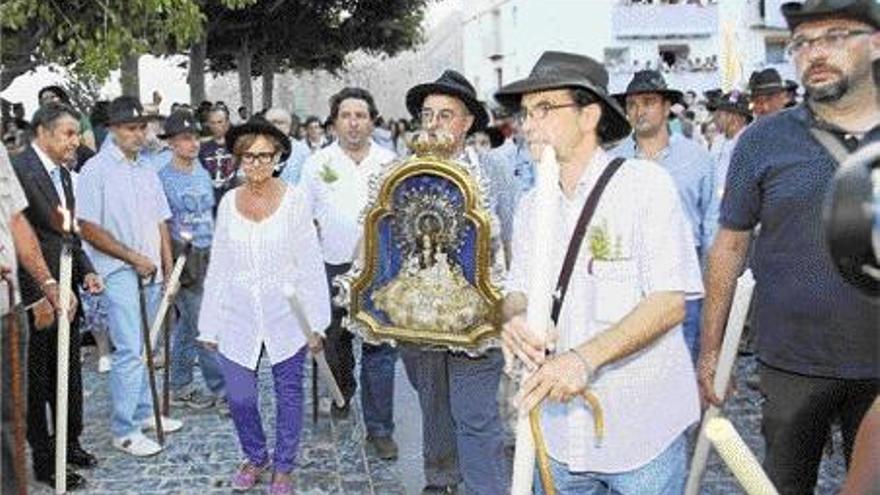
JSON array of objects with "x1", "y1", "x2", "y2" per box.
[{"x1": 613, "y1": 3, "x2": 719, "y2": 39}]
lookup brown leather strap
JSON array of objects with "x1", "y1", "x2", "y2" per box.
[{"x1": 551, "y1": 157, "x2": 625, "y2": 325}]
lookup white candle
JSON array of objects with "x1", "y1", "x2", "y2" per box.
[
  {"x1": 143, "y1": 233, "x2": 192, "y2": 359},
  {"x1": 511, "y1": 145, "x2": 559, "y2": 495},
  {"x1": 685, "y1": 270, "x2": 755, "y2": 495},
  {"x1": 55, "y1": 207, "x2": 74, "y2": 494},
  {"x1": 706, "y1": 417, "x2": 779, "y2": 495}
]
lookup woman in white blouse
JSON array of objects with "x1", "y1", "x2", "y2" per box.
[{"x1": 198, "y1": 119, "x2": 330, "y2": 495}]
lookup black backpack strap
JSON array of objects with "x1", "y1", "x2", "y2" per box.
[{"x1": 550, "y1": 157, "x2": 626, "y2": 325}]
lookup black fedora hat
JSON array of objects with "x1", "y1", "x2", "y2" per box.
[
  {"x1": 158, "y1": 110, "x2": 201, "y2": 139},
  {"x1": 106, "y1": 96, "x2": 153, "y2": 126},
  {"x1": 494, "y1": 51, "x2": 631, "y2": 143},
  {"x1": 707, "y1": 90, "x2": 753, "y2": 119},
  {"x1": 406, "y1": 70, "x2": 489, "y2": 133},
  {"x1": 225, "y1": 116, "x2": 292, "y2": 162},
  {"x1": 782, "y1": 0, "x2": 880, "y2": 30},
  {"x1": 748, "y1": 68, "x2": 792, "y2": 96},
  {"x1": 613, "y1": 70, "x2": 684, "y2": 106}
]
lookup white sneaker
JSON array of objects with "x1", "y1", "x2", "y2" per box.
[
  {"x1": 97, "y1": 355, "x2": 112, "y2": 373},
  {"x1": 141, "y1": 415, "x2": 184, "y2": 433},
  {"x1": 113, "y1": 432, "x2": 162, "y2": 457}
]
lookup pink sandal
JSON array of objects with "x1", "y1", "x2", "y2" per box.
[
  {"x1": 269, "y1": 471, "x2": 294, "y2": 495},
  {"x1": 230, "y1": 460, "x2": 270, "y2": 491}
]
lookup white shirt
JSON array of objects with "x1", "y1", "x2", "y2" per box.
[
  {"x1": 197, "y1": 185, "x2": 331, "y2": 370},
  {"x1": 507, "y1": 149, "x2": 703, "y2": 472},
  {"x1": 301, "y1": 141, "x2": 397, "y2": 265},
  {"x1": 33, "y1": 143, "x2": 66, "y2": 208}
]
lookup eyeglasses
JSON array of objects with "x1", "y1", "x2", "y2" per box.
[
  {"x1": 420, "y1": 109, "x2": 458, "y2": 124},
  {"x1": 240, "y1": 152, "x2": 276, "y2": 165},
  {"x1": 516, "y1": 102, "x2": 580, "y2": 124},
  {"x1": 786, "y1": 29, "x2": 874, "y2": 56}
]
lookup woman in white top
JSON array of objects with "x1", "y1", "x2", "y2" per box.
[{"x1": 198, "y1": 119, "x2": 330, "y2": 495}]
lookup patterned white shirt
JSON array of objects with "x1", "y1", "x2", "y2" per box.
[
  {"x1": 507, "y1": 148, "x2": 703, "y2": 472},
  {"x1": 301, "y1": 141, "x2": 397, "y2": 265}
]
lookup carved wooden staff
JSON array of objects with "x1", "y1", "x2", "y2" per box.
[
  {"x1": 137, "y1": 276, "x2": 165, "y2": 446},
  {"x1": 685, "y1": 270, "x2": 755, "y2": 495},
  {"x1": 55, "y1": 207, "x2": 75, "y2": 494},
  {"x1": 2, "y1": 271, "x2": 27, "y2": 495}
]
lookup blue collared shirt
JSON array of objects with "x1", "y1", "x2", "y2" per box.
[
  {"x1": 612, "y1": 133, "x2": 716, "y2": 254},
  {"x1": 76, "y1": 138, "x2": 172, "y2": 280},
  {"x1": 279, "y1": 138, "x2": 311, "y2": 186}
]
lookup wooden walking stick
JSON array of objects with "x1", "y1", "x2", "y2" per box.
[
  {"x1": 137, "y1": 276, "x2": 165, "y2": 446},
  {"x1": 162, "y1": 309, "x2": 172, "y2": 417},
  {"x1": 3, "y1": 272, "x2": 28, "y2": 495},
  {"x1": 312, "y1": 358, "x2": 318, "y2": 423}
]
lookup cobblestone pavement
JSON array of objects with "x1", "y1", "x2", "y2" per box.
[{"x1": 27, "y1": 349, "x2": 846, "y2": 494}]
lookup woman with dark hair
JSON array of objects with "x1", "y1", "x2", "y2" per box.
[{"x1": 198, "y1": 119, "x2": 330, "y2": 495}]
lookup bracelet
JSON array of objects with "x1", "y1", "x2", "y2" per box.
[
  {"x1": 40, "y1": 278, "x2": 58, "y2": 289},
  {"x1": 569, "y1": 348, "x2": 596, "y2": 384}
]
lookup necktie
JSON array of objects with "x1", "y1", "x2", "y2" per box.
[{"x1": 50, "y1": 167, "x2": 67, "y2": 208}]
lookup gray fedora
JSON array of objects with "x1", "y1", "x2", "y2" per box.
[
  {"x1": 494, "y1": 51, "x2": 631, "y2": 143},
  {"x1": 613, "y1": 70, "x2": 684, "y2": 106},
  {"x1": 406, "y1": 70, "x2": 489, "y2": 133},
  {"x1": 781, "y1": 0, "x2": 880, "y2": 30}
]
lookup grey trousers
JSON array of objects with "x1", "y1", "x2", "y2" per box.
[
  {"x1": 400, "y1": 346, "x2": 509, "y2": 495},
  {"x1": 2, "y1": 307, "x2": 28, "y2": 495}
]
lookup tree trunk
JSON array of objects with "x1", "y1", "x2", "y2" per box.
[
  {"x1": 120, "y1": 53, "x2": 140, "y2": 98},
  {"x1": 236, "y1": 40, "x2": 254, "y2": 116},
  {"x1": 187, "y1": 38, "x2": 207, "y2": 105},
  {"x1": 261, "y1": 53, "x2": 277, "y2": 111}
]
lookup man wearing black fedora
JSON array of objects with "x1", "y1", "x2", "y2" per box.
[
  {"x1": 399, "y1": 69, "x2": 509, "y2": 495},
  {"x1": 76, "y1": 95, "x2": 184, "y2": 457},
  {"x1": 498, "y1": 51, "x2": 702, "y2": 494},
  {"x1": 611, "y1": 70, "x2": 715, "y2": 364},
  {"x1": 699, "y1": 1, "x2": 879, "y2": 493},
  {"x1": 705, "y1": 90, "x2": 752, "y2": 238},
  {"x1": 748, "y1": 68, "x2": 799, "y2": 118}
]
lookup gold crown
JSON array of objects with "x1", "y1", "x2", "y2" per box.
[{"x1": 406, "y1": 130, "x2": 457, "y2": 158}]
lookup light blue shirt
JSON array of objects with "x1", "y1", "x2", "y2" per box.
[
  {"x1": 498, "y1": 138, "x2": 535, "y2": 193},
  {"x1": 279, "y1": 138, "x2": 311, "y2": 186},
  {"x1": 140, "y1": 147, "x2": 173, "y2": 172},
  {"x1": 612, "y1": 133, "x2": 716, "y2": 254},
  {"x1": 482, "y1": 147, "x2": 524, "y2": 244},
  {"x1": 158, "y1": 160, "x2": 215, "y2": 249},
  {"x1": 76, "y1": 138, "x2": 172, "y2": 280}
]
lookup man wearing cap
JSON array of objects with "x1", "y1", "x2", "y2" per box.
[
  {"x1": 699, "y1": 1, "x2": 879, "y2": 493},
  {"x1": 611, "y1": 70, "x2": 715, "y2": 363},
  {"x1": 76, "y1": 95, "x2": 184, "y2": 457},
  {"x1": 11, "y1": 102, "x2": 105, "y2": 490},
  {"x1": 498, "y1": 51, "x2": 702, "y2": 494},
  {"x1": 264, "y1": 107, "x2": 311, "y2": 185},
  {"x1": 300, "y1": 87, "x2": 400, "y2": 459},
  {"x1": 748, "y1": 68, "x2": 799, "y2": 118},
  {"x1": 399, "y1": 69, "x2": 509, "y2": 495},
  {"x1": 156, "y1": 111, "x2": 226, "y2": 411}
]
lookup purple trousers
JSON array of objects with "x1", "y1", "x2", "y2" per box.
[{"x1": 218, "y1": 347, "x2": 306, "y2": 473}]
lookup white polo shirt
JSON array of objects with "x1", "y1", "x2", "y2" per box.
[{"x1": 507, "y1": 148, "x2": 703, "y2": 473}]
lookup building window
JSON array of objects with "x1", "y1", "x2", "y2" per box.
[
  {"x1": 658, "y1": 44, "x2": 690, "y2": 72},
  {"x1": 495, "y1": 68, "x2": 503, "y2": 89},
  {"x1": 765, "y1": 39, "x2": 787, "y2": 64}
]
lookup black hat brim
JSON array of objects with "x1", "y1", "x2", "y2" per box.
[
  {"x1": 782, "y1": 0, "x2": 880, "y2": 30},
  {"x1": 107, "y1": 115, "x2": 156, "y2": 126},
  {"x1": 495, "y1": 77, "x2": 632, "y2": 144},
  {"x1": 405, "y1": 83, "x2": 490, "y2": 134},
  {"x1": 157, "y1": 128, "x2": 199, "y2": 140},
  {"x1": 612, "y1": 88, "x2": 684, "y2": 107},
  {"x1": 225, "y1": 122, "x2": 292, "y2": 162}
]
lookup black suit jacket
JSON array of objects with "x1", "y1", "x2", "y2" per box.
[{"x1": 12, "y1": 145, "x2": 95, "y2": 306}]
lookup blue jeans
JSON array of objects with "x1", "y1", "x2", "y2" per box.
[
  {"x1": 683, "y1": 299, "x2": 702, "y2": 365},
  {"x1": 401, "y1": 347, "x2": 508, "y2": 494},
  {"x1": 360, "y1": 343, "x2": 397, "y2": 438},
  {"x1": 169, "y1": 286, "x2": 224, "y2": 395},
  {"x1": 534, "y1": 433, "x2": 687, "y2": 495},
  {"x1": 104, "y1": 269, "x2": 161, "y2": 438}
]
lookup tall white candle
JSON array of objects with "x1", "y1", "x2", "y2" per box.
[
  {"x1": 511, "y1": 145, "x2": 559, "y2": 495},
  {"x1": 706, "y1": 417, "x2": 779, "y2": 495},
  {"x1": 55, "y1": 207, "x2": 74, "y2": 494}
]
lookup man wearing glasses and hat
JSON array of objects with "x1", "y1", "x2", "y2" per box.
[
  {"x1": 699, "y1": 1, "x2": 879, "y2": 492},
  {"x1": 611, "y1": 70, "x2": 715, "y2": 364},
  {"x1": 76, "y1": 96, "x2": 184, "y2": 457},
  {"x1": 399, "y1": 70, "x2": 509, "y2": 495},
  {"x1": 747, "y1": 68, "x2": 799, "y2": 118},
  {"x1": 498, "y1": 51, "x2": 703, "y2": 494}
]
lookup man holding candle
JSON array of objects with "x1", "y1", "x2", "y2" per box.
[
  {"x1": 11, "y1": 102, "x2": 104, "y2": 490},
  {"x1": 698, "y1": 1, "x2": 879, "y2": 492},
  {"x1": 497, "y1": 51, "x2": 703, "y2": 494},
  {"x1": 76, "y1": 96, "x2": 184, "y2": 457}
]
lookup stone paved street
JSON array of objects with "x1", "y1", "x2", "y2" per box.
[{"x1": 27, "y1": 348, "x2": 846, "y2": 494}]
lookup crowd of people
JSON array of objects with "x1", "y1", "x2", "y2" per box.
[{"x1": 0, "y1": 0, "x2": 878, "y2": 494}]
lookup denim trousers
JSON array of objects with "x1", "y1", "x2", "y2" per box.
[
  {"x1": 169, "y1": 286, "x2": 224, "y2": 395},
  {"x1": 104, "y1": 268, "x2": 161, "y2": 438},
  {"x1": 534, "y1": 433, "x2": 687, "y2": 495},
  {"x1": 360, "y1": 343, "x2": 397, "y2": 438},
  {"x1": 219, "y1": 347, "x2": 306, "y2": 473},
  {"x1": 401, "y1": 347, "x2": 508, "y2": 494}
]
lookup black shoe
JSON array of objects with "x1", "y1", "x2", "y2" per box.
[
  {"x1": 422, "y1": 485, "x2": 457, "y2": 494},
  {"x1": 330, "y1": 401, "x2": 351, "y2": 420},
  {"x1": 35, "y1": 469, "x2": 87, "y2": 491},
  {"x1": 68, "y1": 444, "x2": 98, "y2": 469},
  {"x1": 366, "y1": 435, "x2": 399, "y2": 460}
]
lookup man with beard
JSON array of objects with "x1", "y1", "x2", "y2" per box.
[
  {"x1": 698, "y1": 1, "x2": 879, "y2": 493},
  {"x1": 300, "y1": 88, "x2": 400, "y2": 459},
  {"x1": 747, "y1": 68, "x2": 798, "y2": 119},
  {"x1": 612, "y1": 70, "x2": 715, "y2": 363}
]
